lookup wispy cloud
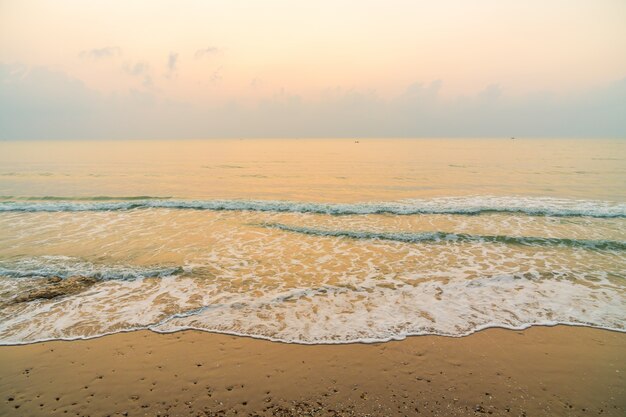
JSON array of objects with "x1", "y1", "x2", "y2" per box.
[
  {"x1": 123, "y1": 61, "x2": 148, "y2": 76},
  {"x1": 2, "y1": 63, "x2": 625, "y2": 139},
  {"x1": 79, "y1": 46, "x2": 121, "y2": 59},
  {"x1": 122, "y1": 61, "x2": 152, "y2": 87},
  {"x1": 195, "y1": 47, "x2": 219, "y2": 59},
  {"x1": 209, "y1": 66, "x2": 223, "y2": 83},
  {"x1": 166, "y1": 52, "x2": 179, "y2": 78}
]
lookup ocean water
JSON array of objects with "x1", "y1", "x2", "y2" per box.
[{"x1": 0, "y1": 138, "x2": 624, "y2": 344}]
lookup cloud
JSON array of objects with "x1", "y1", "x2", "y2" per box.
[
  {"x1": 195, "y1": 47, "x2": 219, "y2": 59},
  {"x1": 79, "y1": 46, "x2": 121, "y2": 59},
  {"x1": 209, "y1": 66, "x2": 223, "y2": 83},
  {"x1": 478, "y1": 84, "x2": 502, "y2": 101},
  {"x1": 123, "y1": 62, "x2": 148, "y2": 76},
  {"x1": 165, "y1": 52, "x2": 179, "y2": 79},
  {"x1": 1, "y1": 63, "x2": 624, "y2": 139},
  {"x1": 0, "y1": 63, "x2": 102, "y2": 139},
  {"x1": 122, "y1": 61, "x2": 152, "y2": 87}
]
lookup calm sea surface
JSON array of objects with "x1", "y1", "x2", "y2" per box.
[{"x1": 0, "y1": 138, "x2": 624, "y2": 344}]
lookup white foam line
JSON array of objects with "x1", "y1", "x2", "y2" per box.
[
  {"x1": 0, "y1": 196, "x2": 625, "y2": 218},
  {"x1": 0, "y1": 321, "x2": 624, "y2": 347}
]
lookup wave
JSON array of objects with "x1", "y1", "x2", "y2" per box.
[
  {"x1": 0, "y1": 195, "x2": 171, "y2": 201},
  {"x1": 0, "y1": 256, "x2": 183, "y2": 280},
  {"x1": 0, "y1": 196, "x2": 625, "y2": 217},
  {"x1": 3, "y1": 322, "x2": 623, "y2": 347},
  {"x1": 1, "y1": 273, "x2": 624, "y2": 345},
  {"x1": 261, "y1": 223, "x2": 626, "y2": 251}
]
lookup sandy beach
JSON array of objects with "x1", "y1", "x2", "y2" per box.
[
  {"x1": 2, "y1": 1, "x2": 625, "y2": 416},
  {"x1": 1, "y1": 325, "x2": 624, "y2": 417}
]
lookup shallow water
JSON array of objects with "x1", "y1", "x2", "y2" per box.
[{"x1": 0, "y1": 138, "x2": 624, "y2": 344}]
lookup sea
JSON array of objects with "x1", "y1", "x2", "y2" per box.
[{"x1": 0, "y1": 138, "x2": 624, "y2": 344}]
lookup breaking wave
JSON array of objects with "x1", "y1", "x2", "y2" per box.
[
  {"x1": 0, "y1": 256, "x2": 183, "y2": 281},
  {"x1": 261, "y1": 223, "x2": 626, "y2": 251},
  {"x1": 1, "y1": 196, "x2": 625, "y2": 218}
]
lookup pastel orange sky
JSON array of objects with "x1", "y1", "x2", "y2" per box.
[{"x1": 1, "y1": 0, "x2": 625, "y2": 138}]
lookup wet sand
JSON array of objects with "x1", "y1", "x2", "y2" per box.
[{"x1": 0, "y1": 325, "x2": 624, "y2": 417}]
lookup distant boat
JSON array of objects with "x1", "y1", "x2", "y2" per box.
[
  {"x1": 511, "y1": 137, "x2": 515, "y2": 140},
  {"x1": 354, "y1": 140, "x2": 360, "y2": 143}
]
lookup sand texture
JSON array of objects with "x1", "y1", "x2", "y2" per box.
[{"x1": 0, "y1": 325, "x2": 624, "y2": 417}]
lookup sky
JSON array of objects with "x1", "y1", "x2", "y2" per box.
[{"x1": 1, "y1": 0, "x2": 625, "y2": 139}]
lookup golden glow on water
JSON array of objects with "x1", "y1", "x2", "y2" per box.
[
  {"x1": 0, "y1": 139, "x2": 624, "y2": 344},
  {"x1": 1, "y1": 138, "x2": 625, "y2": 201}
]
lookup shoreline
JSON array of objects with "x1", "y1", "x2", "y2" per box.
[
  {"x1": 1, "y1": 325, "x2": 624, "y2": 416},
  {"x1": 1, "y1": 321, "x2": 625, "y2": 347}
]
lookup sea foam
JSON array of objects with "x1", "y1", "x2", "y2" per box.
[{"x1": 0, "y1": 195, "x2": 625, "y2": 217}]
